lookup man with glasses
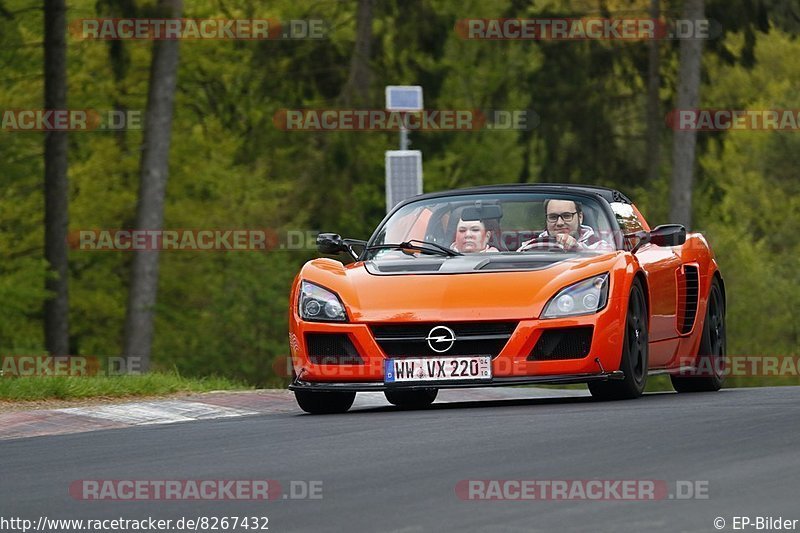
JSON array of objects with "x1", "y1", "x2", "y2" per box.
[{"x1": 517, "y1": 199, "x2": 613, "y2": 252}]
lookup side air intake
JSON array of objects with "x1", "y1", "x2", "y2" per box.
[{"x1": 676, "y1": 265, "x2": 700, "y2": 334}]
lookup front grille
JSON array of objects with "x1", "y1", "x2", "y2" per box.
[
  {"x1": 528, "y1": 326, "x2": 593, "y2": 360},
  {"x1": 677, "y1": 265, "x2": 699, "y2": 334},
  {"x1": 370, "y1": 322, "x2": 517, "y2": 358},
  {"x1": 305, "y1": 333, "x2": 363, "y2": 364}
]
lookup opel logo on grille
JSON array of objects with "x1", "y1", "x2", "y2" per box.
[{"x1": 426, "y1": 325, "x2": 456, "y2": 353}]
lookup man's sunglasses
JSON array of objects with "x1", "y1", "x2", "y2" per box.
[{"x1": 546, "y1": 211, "x2": 578, "y2": 223}]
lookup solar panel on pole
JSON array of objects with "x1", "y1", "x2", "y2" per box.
[
  {"x1": 385, "y1": 85, "x2": 424, "y2": 212},
  {"x1": 385, "y1": 86, "x2": 423, "y2": 111},
  {"x1": 385, "y1": 150, "x2": 422, "y2": 213}
]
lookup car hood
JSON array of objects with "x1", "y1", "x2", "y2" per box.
[{"x1": 298, "y1": 252, "x2": 622, "y2": 322}]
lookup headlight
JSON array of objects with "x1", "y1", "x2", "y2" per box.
[
  {"x1": 542, "y1": 274, "x2": 610, "y2": 319},
  {"x1": 299, "y1": 281, "x2": 348, "y2": 322}
]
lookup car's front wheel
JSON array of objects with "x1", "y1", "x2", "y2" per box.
[
  {"x1": 384, "y1": 388, "x2": 438, "y2": 409},
  {"x1": 589, "y1": 278, "x2": 649, "y2": 401},
  {"x1": 294, "y1": 390, "x2": 356, "y2": 414}
]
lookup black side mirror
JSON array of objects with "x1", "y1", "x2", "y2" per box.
[
  {"x1": 650, "y1": 224, "x2": 686, "y2": 247},
  {"x1": 317, "y1": 234, "x2": 366, "y2": 260},
  {"x1": 317, "y1": 233, "x2": 346, "y2": 255}
]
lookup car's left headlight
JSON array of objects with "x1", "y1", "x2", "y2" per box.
[
  {"x1": 299, "y1": 281, "x2": 348, "y2": 322},
  {"x1": 542, "y1": 273, "x2": 610, "y2": 319}
]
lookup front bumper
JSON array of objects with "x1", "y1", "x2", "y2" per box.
[
  {"x1": 289, "y1": 369, "x2": 625, "y2": 392},
  {"x1": 289, "y1": 294, "x2": 627, "y2": 384}
]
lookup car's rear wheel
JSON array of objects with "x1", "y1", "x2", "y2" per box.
[
  {"x1": 384, "y1": 388, "x2": 438, "y2": 409},
  {"x1": 294, "y1": 390, "x2": 356, "y2": 414},
  {"x1": 589, "y1": 278, "x2": 649, "y2": 400},
  {"x1": 671, "y1": 277, "x2": 726, "y2": 393}
]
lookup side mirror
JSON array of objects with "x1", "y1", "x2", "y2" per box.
[
  {"x1": 650, "y1": 224, "x2": 686, "y2": 247},
  {"x1": 317, "y1": 233, "x2": 346, "y2": 255},
  {"x1": 317, "y1": 234, "x2": 366, "y2": 260},
  {"x1": 627, "y1": 230, "x2": 650, "y2": 253}
]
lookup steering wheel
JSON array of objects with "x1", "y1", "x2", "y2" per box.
[{"x1": 517, "y1": 235, "x2": 567, "y2": 252}]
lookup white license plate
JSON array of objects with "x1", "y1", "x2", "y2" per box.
[{"x1": 384, "y1": 356, "x2": 492, "y2": 383}]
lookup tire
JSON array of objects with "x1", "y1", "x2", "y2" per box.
[
  {"x1": 384, "y1": 388, "x2": 438, "y2": 409},
  {"x1": 671, "y1": 277, "x2": 726, "y2": 393},
  {"x1": 294, "y1": 390, "x2": 356, "y2": 414},
  {"x1": 589, "y1": 278, "x2": 649, "y2": 400}
]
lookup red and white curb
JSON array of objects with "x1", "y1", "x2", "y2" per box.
[
  {"x1": 0, "y1": 390, "x2": 297, "y2": 442},
  {"x1": 56, "y1": 400, "x2": 259, "y2": 425},
  {"x1": 0, "y1": 387, "x2": 588, "y2": 441}
]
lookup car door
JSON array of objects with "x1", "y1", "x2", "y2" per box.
[
  {"x1": 611, "y1": 203, "x2": 680, "y2": 358},
  {"x1": 635, "y1": 243, "x2": 681, "y2": 343}
]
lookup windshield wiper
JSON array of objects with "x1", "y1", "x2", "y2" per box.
[
  {"x1": 366, "y1": 239, "x2": 463, "y2": 257},
  {"x1": 407, "y1": 239, "x2": 464, "y2": 257}
]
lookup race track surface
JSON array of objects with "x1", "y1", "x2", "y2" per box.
[{"x1": 1, "y1": 386, "x2": 798, "y2": 533}]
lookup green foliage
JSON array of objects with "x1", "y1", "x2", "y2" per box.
[
  {"x1": 697, "y1": 31, "x2": 800, "y2": 358},
  {"x1": 1, "y1": 1, "x2": 797, "y2": 388},
  {"x1": 1, "y1": 2, "x2": 47, "y2": 352}
]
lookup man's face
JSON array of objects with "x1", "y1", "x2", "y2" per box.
[
  {"x1": 454, "y1": 219, "x2": 490, "y2": 252},
  {"x1": 545, "y1": 199, "x2": 583, "y2": 239}
]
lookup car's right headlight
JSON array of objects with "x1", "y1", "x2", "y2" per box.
[
  {"x1": 541, "y1": 273, "x2": 610, "y2": 319},
  {"x1": 298, "y1": 281, "x2": 348, "y2": 322}
]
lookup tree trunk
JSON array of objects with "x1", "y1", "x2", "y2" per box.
[
  {"x1": 122, "y1": 0, "x2": 183, "y2": 371},
  {"x1": 338, "y1": 0, "x2": 373, "y2": 106},
  {"x1": 669, "y1": 0, "x2": 705, "y2": 229},
  {"x1": 43, "y1": 0, "x2": 69, "y2": 356},
  {"x1": 97, "y1": 0, "x2": 137, "y2": 151},
  {"x1": 645, "y1": 0, "x2": 661, "y2": 182}
]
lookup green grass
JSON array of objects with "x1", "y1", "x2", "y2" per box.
[
  {"x1": 723, "y1": 376, "x2": 800, "y2": 388},
  {"x1": 0, "y1": 372, "x2": 250, "y2": 401}
]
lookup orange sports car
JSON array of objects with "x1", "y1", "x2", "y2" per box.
[{"x1": 288, "y1": 184, "x2": 726, "y2": 413}]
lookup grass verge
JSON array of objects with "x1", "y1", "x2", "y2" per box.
[{"x1": 0, "y1": 372, "x2": 250, "y2": 401}]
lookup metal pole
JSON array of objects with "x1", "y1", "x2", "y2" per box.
[{"x1": 400, "y1": 126, "x2": 409, "y2": 150}]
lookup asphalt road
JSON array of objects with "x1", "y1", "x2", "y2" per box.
[{"x1": 2, "y1": 387, "x2": 799, "y2": 533}]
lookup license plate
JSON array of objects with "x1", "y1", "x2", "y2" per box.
[{"x1": 384, "y1": 356, "x2": 492, "y2": 384}]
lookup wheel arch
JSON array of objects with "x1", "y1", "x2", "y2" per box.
[
  {"x1": 633, "y1": 270, "x2": 650, "y2": 319},
  {"x1": 712, "y1": 270, "x2": 726, "y2": 315}
]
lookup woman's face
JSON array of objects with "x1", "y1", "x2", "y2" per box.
[{"x1": 454, "y1": 219, "x2": 490, "y2": 252}]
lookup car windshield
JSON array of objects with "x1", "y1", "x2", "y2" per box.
[{"x1": 364, "y1": 192, "x2": 619, "y2": 260}]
